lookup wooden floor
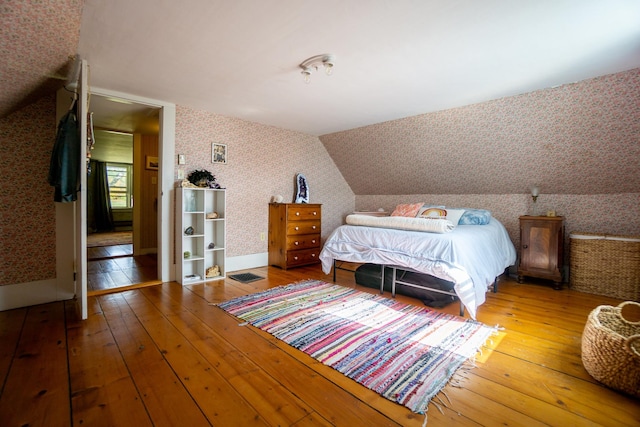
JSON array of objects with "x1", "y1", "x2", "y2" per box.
[
  {"x1": 87, "y1": 244, "x2": 158, "y2": 292},
  {"x1": 1, "y1": 265, "x2": 638, "y2": 426}
]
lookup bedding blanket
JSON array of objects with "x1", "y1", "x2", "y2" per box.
[
  {"x1": 346, "y1": 214, "x2": 455, "y2": 233},
  {"x1": 320, "y1": 217, "x2": 516, "y2": 319}
]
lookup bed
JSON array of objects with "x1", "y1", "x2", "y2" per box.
[{"x1": 319, "y1": 212, "x2": 517, "y2": 319}]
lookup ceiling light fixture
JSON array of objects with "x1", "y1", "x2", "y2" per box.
[{"x1": 299, "y1": 54, "x2": 335, "y2": 83}]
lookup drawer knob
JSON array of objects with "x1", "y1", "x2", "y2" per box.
[
  {"x1": 312, "y1": 225, "x2": 316, "y2": 229},
  {"x1": 311, "y1": 253, "x2": 316, "y2": 257},
  {"x1": 295, "y1": 226, "x2": 299, "y2": 230},
  {"x1": 312, "y1": 239, "x2": 316, "y2": 244},
  {"x1": 313, "y1": 211, "x2": 317, "y2": 215},
  {"x1": 294, "y1": 256, "x2": 298, "y2": 260},
  {"x1": 523, "y1": 245, "x2": 528, "y2": 249},
  {"x1": 296, "y1": 212, "x2": 300, "y2": 216},
  {"x1": 294, "y1": 241, "x2": 299, "y2": 245}
]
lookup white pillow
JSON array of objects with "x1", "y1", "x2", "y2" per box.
[{"x1": 443, "y1": 208, "x2": 466, "y2": 226}]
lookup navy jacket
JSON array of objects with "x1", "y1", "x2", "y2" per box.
[{"x1": 48, "y1": 103, "x2": 80, "y2": 202}]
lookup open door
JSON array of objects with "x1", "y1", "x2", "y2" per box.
[{"x1": 75, "y1": 59, "x2": 89, "y2": 320}]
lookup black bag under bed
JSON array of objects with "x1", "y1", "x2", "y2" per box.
[{"x1": 354, "y1": 263, "x2": 458, "y2": 309}]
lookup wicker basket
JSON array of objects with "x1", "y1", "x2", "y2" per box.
[
  {"x1": 570, "y1": 232, "x2": 640, "y2": 300},
  {"x1": 581, "y1": 301, "x2": 640, "y2": 397}
]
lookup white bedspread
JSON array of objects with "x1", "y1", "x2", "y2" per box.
[{"x1": 320, "y1": 218, "x2": 516, "y2": 319}]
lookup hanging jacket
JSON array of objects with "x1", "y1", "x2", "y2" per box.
[{"x1": 48, "y1": 102, "x2": 80, "y2": 202}]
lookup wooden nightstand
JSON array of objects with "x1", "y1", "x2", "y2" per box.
[
  {"x1": 268, "y1": 203, "x2": 321, "y2": 269},
  {"x1": 517, "y1": 215, "x2": 564, "y2": 289}
]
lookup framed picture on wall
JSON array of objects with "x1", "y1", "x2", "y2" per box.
[
  {"x1": 212, "y1": 143, "x2": 227, "y2": 164},
  {"x1": 146, "y1": 156, "x2": 159, "y2": 170}
]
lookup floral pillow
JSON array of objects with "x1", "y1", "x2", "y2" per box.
[
  {"x1": 390, "y1": 203, "x2": 424, "y2": 217},
  {"x1": 458, "y1": 209, "x2": 492, "y2": 225}
]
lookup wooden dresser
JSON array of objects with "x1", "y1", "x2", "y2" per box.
[
  {"x1": 517, "y1": 215, "x2": 564, "y2": 289},
  {"x1": 269, "y1": 203, "x2": 322, "y2": 269}
]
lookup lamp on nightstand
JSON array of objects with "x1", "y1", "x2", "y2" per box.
[{"x1": 531, "y1": 186, "x2": 540, "y2": 215}]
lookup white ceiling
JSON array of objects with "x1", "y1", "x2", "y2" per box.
[{"x1": 76, "y1": 0, "x2": 640, "y2": 136}]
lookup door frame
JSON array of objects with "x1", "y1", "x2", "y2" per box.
[
  {"x1": 56, "y1": 85, "x2": 175, "y2": 319},
  {"x1": 90, "y1": 87, "x2": 176, "y2": 285}
]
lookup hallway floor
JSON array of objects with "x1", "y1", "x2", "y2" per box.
[{"x1": 87, "y1": 244, "x2": 157, "y2": 293}]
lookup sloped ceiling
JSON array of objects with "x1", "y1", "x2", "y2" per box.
[{"x1": 2, "y1": 1, "x2": 639, "y2": 195}]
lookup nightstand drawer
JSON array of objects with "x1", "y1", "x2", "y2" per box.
[{"x1": 286, "y1": 234, "x2": 320, "y2": 250}]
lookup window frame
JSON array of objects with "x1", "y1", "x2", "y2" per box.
[{"x1": 106, "y1": 162, "x2": 133, "y2": 209}]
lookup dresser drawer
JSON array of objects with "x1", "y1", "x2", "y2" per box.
[
  {"x1": 286, "y1": 220, "x2": 320, "y2": 235},
  {"x1": 286, "y1": 234, "x2": 320, "y2": 250},
  {"x1": 286, "y1": 248, "x2": 320, "y2": 267},
  {"x1": 287, "y1": 206, "x2": 321, "y2": 221}
]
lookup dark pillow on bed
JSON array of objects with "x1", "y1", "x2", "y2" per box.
[{"x1": 458, "y1": 208, "x2": 492, "y2": 225}]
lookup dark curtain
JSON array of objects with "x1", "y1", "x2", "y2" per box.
[{"x1": 87, "y1": 160, "x2": 114, "y2": 233}]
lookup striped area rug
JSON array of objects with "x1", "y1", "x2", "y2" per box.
[{"x1": 217, "y1": 279, "x2": 495, "y2": 414}]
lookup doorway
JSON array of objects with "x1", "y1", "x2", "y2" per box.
[{"x1": 86, "y1": 95, "x2": 160, "y2": 293}]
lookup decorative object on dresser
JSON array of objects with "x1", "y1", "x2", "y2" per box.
[
  {"x1": 517, "y1": 215, "x2": 564, "y2": 289},
  {"x1": 176, "y1": 187, "x2": 226, "y2": 284},
  {"x1": 294, "y1": 173, "x2": 309, "y2": 203},
  {"x1": 269, "y1": 203, "x2": 321, "y2": 269}
]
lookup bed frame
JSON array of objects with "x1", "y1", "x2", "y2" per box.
[{"x1": 332, "y1": 259, "x2": 499, "y2": 317}]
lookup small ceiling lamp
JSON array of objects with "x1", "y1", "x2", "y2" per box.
[{"x1": 299, "y1": 54, "x2": 335, "y2": 83}]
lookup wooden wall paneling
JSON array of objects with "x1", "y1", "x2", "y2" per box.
[{"x1": 140, "y1": 134, "x2": 158, "y2": 251}]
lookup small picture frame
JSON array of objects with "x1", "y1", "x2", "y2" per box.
[
  {"x1": 145, "y1": 156, "x2": 159, "y2": 170},
  {"x1": 212, "y1": 143, "x2": 227, "y2": 164}
]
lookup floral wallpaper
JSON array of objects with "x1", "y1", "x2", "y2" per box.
[
  {"x1": 320, "y1": 69, "x2": 640, "y2": 197},
  {"x1": 357, "y1": 193, "x2": 640, "y2": 267},
  {"x1": 0, "y1": 0, "x2": 84, "y2": 118},
  {"x1": 175, "y1": 107, "x2": 354, "y2": 258},
  {"x1": 0, "y1": 95, "x2": 57, "y2": 285},
  {"x1": 2, "y1": 71, "x2": 638, "y2": 290}
]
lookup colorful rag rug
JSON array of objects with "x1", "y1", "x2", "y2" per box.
[{"x1": 217, "y1": 279, "x2": 495, "y2": 414}]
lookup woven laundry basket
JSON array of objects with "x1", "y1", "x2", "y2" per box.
[
  {"x1": 581, "y1": 301, "x2": 640, "y2": 397},
  {"x1": 570, "y1": 232, "x2": 640, "y2": 300}
]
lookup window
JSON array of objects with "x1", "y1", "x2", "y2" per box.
[{"x1": 106, "y1": 163, "x2": 132, "y2": 208}]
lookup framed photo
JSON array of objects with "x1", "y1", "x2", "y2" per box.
[
  {"x1": 145, "y1": 156, "x2": 159, "y2": 170},
  {"x1": 212, "y1": 143, "x2": 227, "y2": 164}
]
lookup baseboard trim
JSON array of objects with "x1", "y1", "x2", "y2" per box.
[
  {"x1": 0, "y1": 279, "x2": 74, "y2": 311},
  {"x1": 226, "y1": 253, "x2": 268, "y2": 273}
]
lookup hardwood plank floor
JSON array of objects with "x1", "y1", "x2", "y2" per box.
[
  {"x1": 1, "y1": 265, "x2": 638, "y2": 426},
  {"x1": 87, "y1": 251, "x2": 157, "y2": 293}
]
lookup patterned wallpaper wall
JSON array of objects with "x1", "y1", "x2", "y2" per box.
[
  {"x1": 0, "y1": 0, "x2": 84, "y2": 118},
  {"x1": 357, "y1": 193, "x2": 640, "y2": 264},
  {"x1": 320, "y1": 69, "x2": 640, "y2": 196},
  {"x1": 174, "y1": 106, "x2": 354, "y2": 258},
  {"x1": 2, "y1": 71, "x2": 638, "y2": 287},
  {"x1": 0, "y1": 95, "x2": 57, "y2": 285}
]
